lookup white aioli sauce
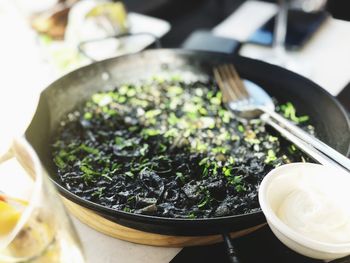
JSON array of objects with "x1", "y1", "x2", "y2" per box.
[{"x1": 277, "y1": 185, "x2": 350, "y2": 244}]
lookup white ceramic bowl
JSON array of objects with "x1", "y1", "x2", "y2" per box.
[{"x1": 259, "y1": 163, "x2": 350, "y2": 260}]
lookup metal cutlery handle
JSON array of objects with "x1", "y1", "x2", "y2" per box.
[
  {"x1": 222, "y1": 234, "x2": 240, "y2": 263},
  {"x1": 261, "y1": 106, "x2": 350, "y2": 171},
  {"x1": 263, "y1": 114, "x2": 349, "y2": 173}
]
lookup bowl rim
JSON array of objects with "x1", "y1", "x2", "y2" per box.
[{"x1": 258, "y1": 162, "x2": 350, "y2": 254}]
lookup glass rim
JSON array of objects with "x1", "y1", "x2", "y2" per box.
[{"x1": 0, "y1": 137, "x2": 43, "y2": 253}]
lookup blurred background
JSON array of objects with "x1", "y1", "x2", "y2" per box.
[
  {"x1": 1, "y1": 0, "x2": 350, "y2": 198},
  {"x1": 0, "y1": 0, "x2": 349, "y2": 86}
]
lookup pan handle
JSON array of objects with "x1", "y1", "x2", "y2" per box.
[
  {"x1": 78, "y1": 32, "x2": 162, "y2": 62},
  {"x1": 222, "y1": 233, "x2": 241, "y2": 263}
]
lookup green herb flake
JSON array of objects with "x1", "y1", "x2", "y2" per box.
[
  {"x1": 223, "y1": 167, "x2": 231, "y2": 177},
  {"x1": 199, "y1": 157, "x2": 209, "y2": 166},
  {"x1": 265, "y1": 149, "x2": 277, "y2": 164},
  {"x1": 200, "y1": 117, "x2": 215, "y2": 129},
  {"x1": 212, "y1": 146, "x2": 228, "y2": 154},
  {"x1": 158, "y1": 143, "x2": 167, "y2": 153},
  {"x1": 219, "y1": 109, "x2": 231, "y2": 123},
  {"x1": 235, "y1": 184, "x2": 246, "y2": 193},
  {"x1": 287, "y1": 145, "x2": 297, "y2": 155},
  {"x1": 127, "y1": 196, "x2": 135, "y2": 202},
  {"x1": 268, "y1": 136, "x2": 278, "y2": 142},
  {"x1": 170, "y1": 74, "x2": 182, "y2": 82},
  {"x1": 168, "y1": 113, "x2": 179, "y2": 125},
  {"x1": 198, "y1": 200, "x2": 207, "y2": 208},
  {"x1": 183, "y1": 129, "x2": 192, "y2": 138},
  {"x1": 199, "y1": 107, "x2": 208, "y2": 115},
  {"x1": 164, "y1": 128, "x2": 178, "y2": 138},
  {"x1": 210, "y1": 97, "x2": 221, "y2": 105},
  {"x1": 195, "y1": 142, "x2": 208, "y2": 152},
  {"x1": 153, "y1": 75, "x2": 165, "y2": 84},
  {"x1": 280, "y1": 102, "x2": 309, "y2": 123},
  {"x1": 228, "y1": 156, "x2": 235, "y2": 164},
  {"x1": 140, "y1": 144, "x2": 149, "y2": 156},
  {"x1": 231, "y1": 175, "x2": 243, "y2": 185},
  {"x1": 142, "y1": 129, "x2": 161, "y2": 137},
  {"x1": 167, "y1": 86, "x2": 183, "y2": 96},
  {"x1": 92, "y1": 187, "x2": 105, "y2": 198},
  {"x1": 188, "y1": 213, "x2": 196, "y2": 219},
  {"x1": 212, "y1": 162, "x2": 219, "y2": 176},
  {"x1": 54, "y1": 156, "x2": 66, "y2": 169},
  {"x1": 115, "y1": 136, "x2": 124, "y2": 146},
  {"x1": 84, "y1": 112, "x2": 93, "y2": 120},
  {"x1": 231, "y1": 135, "x2": 240, "y2": 141},
  {"x1": 244, "y1": 138, "x2": 261, "y2": 144},
  {"x1": 175, "y1": 172, "x2": 186, "y2": 183},
  {"x1": 79, "y1": 144, "x2": 99, "y2": 155},
  {"x1": 126, "y1": 88, "x2": 136, "y2": 97},
  {"x1": 118, "y1": 96, "x2": 127, "y2": 104},
  {"x1": 123, "y1": 207, "x2": 131, "y2": 212},
  {"x1": 67, "y1": 155, "x2": 77, "y2": 162},
  {"x1": 206, "y1": 91, "x2": 214, "y2": 99},
  {"x1": 102, "y1": 106, "x2": 117, "y2": 117},
  {"x1": 238, "y1": 125, "x2": 245, "y2": 133},
  {"x1": 80, "y1": 165, "x2": 96, "y2": 175},
  {"x1": 111, "y1": 163, "x2": 121, "y2": 171},
  {"x1": 198, "y1": 190, "x2": 212, "y2": 208},
  {"x1": 298, "y1": 115, "x2": 309, "y2": 123},
  {"x1": 203, "y1": 166, "x2": 209, "y2": 177},
  {"x1": 101, "y1": 174, "x2": 113, "y2": 181},
  {"x1": 145, "y1": 109, "x2": 162, "y2": 119},
  {"x1": 92, "y1": 93, "x2": 112, "y2": 106},
  {"x1": 118, "y1": 85, "x2": 129, "y2": 95},
  {"x1": 80, "y1": 165, "x2": 97, "y2": 182},
  {"x1": 128, "y1": 126, "x2": 138, "y2": 132},
  {"x1": 125, "y1": 171, "x2": 134, "y2": 178},
  {"x1": 58, "y1": 149, "x2": 68, "y2": 158},
  {"x1": 130, "y1": 98, "x2": 148, "y2": 108}
]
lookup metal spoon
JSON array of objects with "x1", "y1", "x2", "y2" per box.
[{"x1": 213, "y1": 64, "x2": 350, "y2": 172}]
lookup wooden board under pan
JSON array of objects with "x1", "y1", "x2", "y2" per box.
[{"x1": 62, "y1": 197, "x2": 265, "y2": 247}]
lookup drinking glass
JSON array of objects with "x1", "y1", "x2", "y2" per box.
[
  {"x1": 271, "y1": 0, "x2": 289, "y2": 66},
  {"x1": 0, "y1": 138, "x2": 85, "y2": 263},
  {"x1": 255, "y1": 0, "x2": 326, "y2": 69}
]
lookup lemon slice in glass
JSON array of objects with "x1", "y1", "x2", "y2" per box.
[{"x1": 0, "y1": 201, "x2": 21, "y2": 236}]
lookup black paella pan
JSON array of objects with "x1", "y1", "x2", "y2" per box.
[{"x1": 25, "y1": 49, "x2": 350, "y2": 237}]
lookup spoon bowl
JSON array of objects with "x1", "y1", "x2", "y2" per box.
[{"x1": 227, "y1": 80, "x2": 275, "y2": 119}]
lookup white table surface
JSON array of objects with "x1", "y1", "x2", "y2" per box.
[
  {"x1": 213, "y1": 0, "x2": 350, "y2": 96},
  {"x1": 1, "y1": 0, "x2": 350, "y2": 262}
]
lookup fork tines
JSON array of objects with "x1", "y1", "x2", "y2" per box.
[{"x1": 213, "y1": 64, "x2": 249, "y2": 103}]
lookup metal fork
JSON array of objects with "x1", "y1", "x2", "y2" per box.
[{"x1": 213, "y1": 64, "x2": 350, "y2": 173}]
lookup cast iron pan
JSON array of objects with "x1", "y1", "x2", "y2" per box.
[{"x1": 25, "y1": 49, "x2": 350, "y2": 237}]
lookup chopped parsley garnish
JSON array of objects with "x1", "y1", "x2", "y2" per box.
[{"x1": 53, "y1": 79, "x2": 312, "y2": 218}]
